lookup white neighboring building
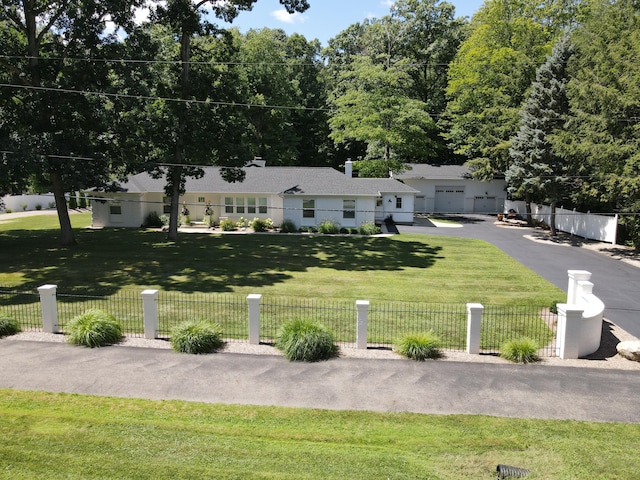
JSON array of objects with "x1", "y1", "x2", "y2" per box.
[
  {"x1": 90, "y1": 164, "x2": 417, "y2": 229},
  {"x1": 393, "y1": 164, "x2": 507, "y2": 214}
]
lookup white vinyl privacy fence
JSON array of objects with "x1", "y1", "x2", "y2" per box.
[{"x1": 504, "y1": 200, "x2": 618, "y2": 244}]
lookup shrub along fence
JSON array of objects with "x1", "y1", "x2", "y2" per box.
[{"x1": 0, "y1": 284, "x2": 559, "y2": 356}]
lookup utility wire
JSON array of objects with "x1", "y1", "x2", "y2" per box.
[{"x1": 0, "y1": 83, "x2": 327, "y2": 112}]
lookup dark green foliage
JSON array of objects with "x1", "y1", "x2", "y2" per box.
[
  {"x1": 279, "y1": 219, "x2": 297, "y2": 233},
  {"x1": 358, "y1": 222, "x2": 380, "y2": 236},
  {"x1": 250, "y1": 218, "x2": 269, "y2": 232},
  {"x1": 143, "y1": 211, "x2": 164, "y2": 228},
  {"x1": 68, "y1": 194, "x2": 78, "y2": 210},
  {"x1": 394, "y1": 333, "x2": 442, "y2": 361},
  {"x1": 0, "y1": 314, "x2": 21, "y2": 338},
  {"x1": 318, "y1": 219, "x2": 340, "y2": 234},
  {"x1": 220, "y1": 218, "x2": 237, "y2": 231},
  {"x1": 67, "y1": 309, "x2": 122, "y2": 348},
  {"x1": 276, "y1": 319, "x2": 338, "y2": 362},
  {"x1": 78, "y1": 192, "x2": 87, "y2": 209},
  {"x1": 500, "y1": 338, "x2": 541, "y2": 364},
  {"x1": 170, "y1": 320, "x2": 224, "y2": 354}
]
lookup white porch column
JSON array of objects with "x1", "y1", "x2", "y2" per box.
[
  {"x1": 556, "y1": 304, "x2": 584, "y2": 359},
  {"x1": 356, "y1": 300, "x2": 369, "y2": 350},
  {"x1": 466, "y1": 303, "x2": 484, "y2": 354},
  {"x1": 141, "y1": 289, "x2": 159, "y2": 339},
  {"x1": 567, "y1": 270, "x2": 591, "y2": 305},
  {"x1": 247, "y1": 294, "x2": 262, "y2": 345},
  {"x1": 38, "y1": 284, "x2": 59, "y2": 333}
]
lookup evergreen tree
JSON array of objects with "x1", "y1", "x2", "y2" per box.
[{"x1": 506, "y1": 35, "x2": 574, "y2": 234}]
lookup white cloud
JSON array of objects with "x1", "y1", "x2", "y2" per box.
[
  {"x1": 380, "y1": 0, "x2": 395, "y2": 7},
  {"x1": 270, "y1": 9, "x2": 307, "y2": 25}
]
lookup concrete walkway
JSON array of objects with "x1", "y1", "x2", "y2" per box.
[{"x1": 1, "y1": 340, "x2": 640, "y2": 423}]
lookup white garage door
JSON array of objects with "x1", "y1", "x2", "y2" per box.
[
  {"x1": 473, "y1": 196, "x2": 497, "y2": 214},
  {"x1": 434, "y1": 186, "x2": 465, "y2": 213}
]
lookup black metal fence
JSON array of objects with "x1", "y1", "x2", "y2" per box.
[
  {"x1": 0, "y1": 286, "x2": 557, "y2": 356},
  {"x1": 156, "y1": 292, "x2": 247, "y2": 341},
  {"x1": 368, "y1": 302, "x2": 468, "y2": 350},
  {"x1": 260, "y1": 297, "x2": 356, "y2": 346},
  {"x1": 0, "y1": 287, "x2": 41, "y2": 331}
]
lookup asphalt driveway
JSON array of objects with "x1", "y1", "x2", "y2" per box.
[{"x1": 399, "y1": 215, "x2": 640, "y2": 339}]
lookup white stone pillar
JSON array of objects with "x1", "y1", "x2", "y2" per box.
[
  {"x1": 466, "y1": 303, "x2": 484, "y2": 355},
  {"x1": 356, "y1": 300, "x2": 369, "y2": 350},
  {"x1": 556, "y1": 304, "x2": 584, "y2": 359},
  {"x1": 567, "y1": 270, "x2": 591, "y2": 305},
  {"x1": 247, "y1": 294, "x2": 262, "y2": 345},
  {"x1": 38, "y1": 284, "x2": 59, "y2": 333},
  {"x1": 141, "y1": 289, "x2": 159, "y2": 339}
]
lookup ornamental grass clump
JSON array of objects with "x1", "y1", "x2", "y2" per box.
[
  {"x1": 276, "y1": 319, "x2": 338, "y2": 362},
  {"x1": 170, "y1": 319, "x2": 224, "y2": 354},
  {"x1": 67, "y1": 309, "x2": 122, "y2": 348},
  {"x1": 500, "y1": 337, "x2": 541, "y2": 364},
  {"x1": 394, "y1": 332, "x2": 443, "y2": 361},
  {"x1": 0, "y1": 313, "x2": 21, "y2": 338}
]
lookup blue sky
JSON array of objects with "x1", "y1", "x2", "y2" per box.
[{"x1": 220, "y1": 0, "x2": 484, "y2": 46}]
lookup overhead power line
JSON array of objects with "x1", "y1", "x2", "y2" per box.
[{"x1": 0, "y1": 83, "x2": 327, "y2": 112}]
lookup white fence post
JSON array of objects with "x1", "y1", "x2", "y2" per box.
[
  {"x1": 466, "y1": 303, "x2": 484, "y2": 354},
  {"x1": 38, "y1": 284, "x2": 59, "y2": 333},
  {"x1": 567, "y1": 270, "x2": 591, "y2": 305},
  {"x1": 141, "y1": 289, "x2": 159, "y2": 339},
  {"x1": 556, "y1": 304, "x2": 584, "y2": 359},
  {"x1": 356, "y1": 300, "x2": 369, "y2": 350},
  {"x1": 247, "y1": 294, "x2": 262, "y2": 345}
]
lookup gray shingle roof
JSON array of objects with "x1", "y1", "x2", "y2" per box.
[
  {"x1": 393, "y1": 164, "x2": 472, "y2": 180},
  {"x1": 112, "y1": 166, "x2": 417, "y2": 197}
]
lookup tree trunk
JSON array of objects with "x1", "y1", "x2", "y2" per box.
[
  {"x1": 51, "y1": 171, "x2": 76, "y2": 246},
  {"x1": 524, "y1": 192, "x2": 533, "y2": 226},
  {"x1": 550, "y1": 201, "x2": 557, "y2": 236},
  {"x1": 166, "y1": 166, "x2": 183, "y2": 242}
]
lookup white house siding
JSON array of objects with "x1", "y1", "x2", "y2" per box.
[
  {"x1": 402, "y1": 179, "x2": 505, "y2": 214},
  {"x1": 283, "y1": 196, "x2": 377, "y2": 229},
  {"x1": 91, "y1": 193, "x2": 144, "y2": 228}
]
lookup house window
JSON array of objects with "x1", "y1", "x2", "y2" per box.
[
  {"x1": 197, "y1": 196, "x2": 205, "y2": 203},
  {"x1": 247, "y1": 198, "x2": 256, "y2": 214},
  {"x1": 396, "y1": 197, "x2": 402, "y2": 209},
  {"x1": 225, "y1": 197, "x2": 234, "y2": 214},
  {"x1": 303, "y1": 199, "x2": 315, "y2": 218},
  {"x1": 163, "y1": 197, "x2": 171, "y2": 214},
  {"x1": 376, "y1": 197, "x2": 383, "y2": 207},
  {"x1": 109, "y1": 204, "x2": 122, "y2": 215},
  {"x1": 235, "y1": 197, "x2": 245, "y2": 214},
  {"x1": 343, "y1": 199, "x2": 355, "y2": 219},
  {"x1": 258, "y1": 197, "x2": 268, "y2": 214}
]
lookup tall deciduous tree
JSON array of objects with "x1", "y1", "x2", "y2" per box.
[
  {"x1": 441, "y1": 0, "x2": 582, "y2": 180},
  {"x1": 507, "y1": 35, "x2": 574, "y2": 233},
  {"x1": 557, "y1": 0, "x2": 640, "y2": 247},
  {"x1": 149, "y1": 0, "x2": 310, "y2": 242},
  {"x1": 0, "y1": 0, "x2": 142, "y2": 245}
]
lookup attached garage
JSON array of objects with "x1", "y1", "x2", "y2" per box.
[
  {"x1": 434, "y1": 186, "x2": 465, "y2": 213},
  {"x1": 473, "y1": 196, "x2": 497, "y2": 214}
]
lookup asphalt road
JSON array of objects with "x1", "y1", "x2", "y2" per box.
[
  {"x1": 399, "y1": 215, "x2": 640, "y2": 339},
  {"x1": 1, "y1": 340, "x2": 639, "y2": 423}
]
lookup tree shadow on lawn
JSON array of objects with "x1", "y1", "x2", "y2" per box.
[{"x1": 1, "y1": 228, "x2": 444, "y2": 295}]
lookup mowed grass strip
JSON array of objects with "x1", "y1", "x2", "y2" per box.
[
  {"x1": 0, "y1": 390, "x2": 638, "y2": 479},
  {"x1": 0, "y1": 213, "x2": 563, "y2": 306}
]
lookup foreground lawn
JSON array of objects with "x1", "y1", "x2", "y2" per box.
[
  {"x1": 0, "y1": 390, "x2": 637, "y2": 479},
  {"x1": 0, "y1": 212, "x2": 563, "y2": 306}
]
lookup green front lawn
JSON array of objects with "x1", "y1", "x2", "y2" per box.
[
  {"x1": 0, "y1": 390, "x2": 637, "y2": 479},
  {"x1": 0, "y1": 212, "x2": 563, "y2": 306}
]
